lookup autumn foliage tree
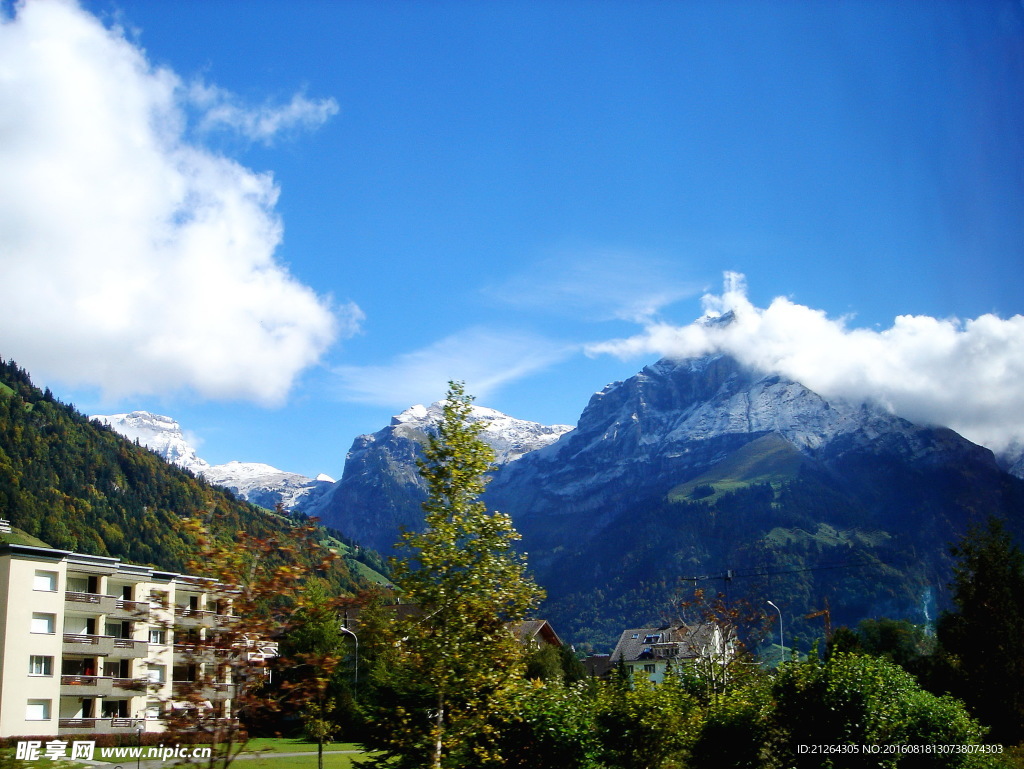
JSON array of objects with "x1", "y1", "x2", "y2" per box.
[{"x1": 162, "y1": 518, "x2": 337, "y2": 769}]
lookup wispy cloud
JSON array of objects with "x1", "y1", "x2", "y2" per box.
[
  {"x1": 0, "y1": 0, "x2": 354, "y2": 405},
  {"x1": 334, "y1": 328, "x2": 574, "y2": 408},
  {"x1": 188, "y1": 83, "x2": 339, "y2": 146},
  {"x1": 483, "y1": 250, "x2": 701, "y2": 324},
  {"x1": 588, "y1": 272, "x2": 1024, "y2": 453}
]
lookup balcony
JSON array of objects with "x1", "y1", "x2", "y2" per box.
[
  {"x1": 63, "y1": 634, "x2": 149, "y2": 658},
  {"x1": 113, "y1": 637, "x2": 150, "y2": 659},
  {"x1": 65, "y1": 591, "x2": 117, "y2": 614},
  {"x1": 109, "y1": 598, "x2": 151, "y2": 619},
  {"x1": 58, "y1": 717, "x2": 146, "y2": 734},
  {"x1": 172, "y1": 680, "x2": 234, "y2": 700},
  {"x1": 173, "y1": 607, "x2": 214, "y2": 628},
  {"x1": 60, "y1": 675, "x2": 114, "y2": 697}
]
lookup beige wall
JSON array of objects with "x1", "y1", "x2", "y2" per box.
[
  {"x1": 0, "y1": 547, "x2": 234, "y2": 738},
  {"x1": 0, "y1": 552, "x2": 66, "y2": 737}
]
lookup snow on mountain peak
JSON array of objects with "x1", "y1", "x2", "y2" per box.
[
  {"x1": 92, "y1": 410, "x2": 209, "y2": 473},
  {"x1": 92, "y1": 411, "x2": 334, "y2": 511},
  {"x1": 387, "y1": 401, "x2": 573, "y2": 464}
]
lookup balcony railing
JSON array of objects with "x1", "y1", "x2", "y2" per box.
[
  {"x1": 60, "y1": 675, "x2": 114, "y2": 697},
  {"x1": 63, "y1": 634, "x2": 149, "y2": 657},
  {"x1": 112, "y1": 598, "x2": 150, "y2": 617},
  {"x1": 59, "y1": 717, "x2": 146, "y2": 733},
  {"x1": 65, "y1": 592, "x2": 117, "y2": 613},
  {"x1": 113, "y1": 677, "x2": 148, "y2": 691}
]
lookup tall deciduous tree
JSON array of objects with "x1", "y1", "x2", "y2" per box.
[
  {"x1": 367, "y1": 382, "x2": 544, "y2": 768},
  {"x1": 165, "y1": 518, "x2": 336, "y2": 769}
]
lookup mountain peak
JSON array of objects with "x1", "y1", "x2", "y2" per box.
[
  {"x1": 92, "y1": 411, "x2": 332, "y2": 512},
  {"x1": 386, "y1": 400, "x2": 573, "y2": 464}
]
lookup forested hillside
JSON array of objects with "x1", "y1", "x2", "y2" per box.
[{"x1": 0, "y1": 358, "x2": 372, "y2": 593}]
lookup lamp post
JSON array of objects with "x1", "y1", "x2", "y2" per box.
[
  {"x1": 136, "y1": 723, "x2": 144, "y2": 769},
  {"x1": 340, "y1": 625, "x2": 359, "y2": 694},
  {"x1": 767, "y1": 600, "x2": 784, "y2": 665}
]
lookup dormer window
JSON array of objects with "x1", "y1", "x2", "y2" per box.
[{"x1": 644, "y1": 634, "x2": 661, "y2": 644}]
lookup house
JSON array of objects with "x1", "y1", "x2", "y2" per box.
[
  {"x1": 0, "y1": 543, "x2": 256, "y2": 738},
  {"x1": 508, "y1": 619, "x2": 563, "y2": 650},
  {"x1": 608, "y1": 622, "x2": 735, "y2": 683}
]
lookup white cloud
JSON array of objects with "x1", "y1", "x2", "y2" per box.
[
  {"x1": 588, "y1": 272, "x2": 1024, "y2": 453},
  {"x1": 0, "y1": 0, "x2": 354, "y2": 405},
  {"x1": 484, "y1": 250, "x2": 701, "y2": 324},
  {"x1": 188, "y1": 82, "x2": 339, "y2": 145},
  {"x1": 334, "y1": 328, "x2": 574, "y2": 408}
]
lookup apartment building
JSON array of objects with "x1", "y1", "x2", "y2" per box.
[{"x1": 0, "y1": 543, "x2": 240, "y2": 739}]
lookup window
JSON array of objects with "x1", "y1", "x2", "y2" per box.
[
  {"x1": 28, "y1": 656, "x2": 53, "y2": 676},
  {"x1": 26, "y1": 700, "x2": 51, "y2": 721},
  {"x1": 644, "y1": 634, "x2": 661, "y2": 644},
  {"x1": 149, "y1": 629, "x2": 166, "y2": 645},
  {"x1": 147, "y1": 665, "x2": 166, "y2": 683},
  {"x1": 30, "y1": 613, "x2": 55, "y2": 634},
  {"x1": 66, "y1": 576, "x2": 90, "y2": 593},
  {"x1": 644, "y1": 664, "x2": 657, "y2": 674},
  {"x1": 33, "y1": 570, "x2": 57, "y2": 592},
  {"x1": 150, "y1": 589, "x2": 168, "y2": 608}
]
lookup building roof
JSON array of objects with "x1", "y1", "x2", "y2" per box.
[
  {"x1": 609, "y1": 622, "x2": 725, "y2": 664},
  {"x1": 509, "y1": 619, "x2": 563, "y2": 647}
]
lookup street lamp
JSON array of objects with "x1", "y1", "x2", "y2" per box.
[
  {"x1": 136, "y1": 723, "x2": 144, "y2": 769},
  {"x1": 767, "y1": 600, "x2": 784, "y2": 664},
  {"x1": 340, "y1": 625, "x2": 359, "y2": 694}
]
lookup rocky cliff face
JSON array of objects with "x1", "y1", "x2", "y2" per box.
[
  {"x1": 488, "y1": 354, "x2": 1001, "y2": 545},
  {"x1": 306, "y1": 402, "x2": 572, "y2": 551},
  {"x1": 311, "y1": 354, "x2": 1023, "y2": 648}
]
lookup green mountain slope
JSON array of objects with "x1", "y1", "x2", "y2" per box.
[
  {"x1": 0, "y1": 358, "x2": 372, "y2": 593},
  {"x1": 668, "y1": 432, "x2": 806, "y2": 503}
]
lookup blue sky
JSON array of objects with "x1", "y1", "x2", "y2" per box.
[{"x1": 1, "y1": 0, "x2": 1023, "y2": 477}]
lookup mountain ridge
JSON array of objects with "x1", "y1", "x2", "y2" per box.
[
  {"x1": 92, "y1": 411, "x2": 336, "y2": 512},
  {"x1": 307, "y1": 353, "x2": 1023, "y2": 648}
]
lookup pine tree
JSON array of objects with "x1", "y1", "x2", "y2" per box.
[
  {"x1": 937, "y1": 516, "x2": 1024, "y2": 744},
  {"x1": 366, "y1": 382, "x2": 544, "y2": 768}
]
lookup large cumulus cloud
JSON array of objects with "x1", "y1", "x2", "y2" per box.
[{"x1": 0, "y1": 0, "x2": 355, "y2": 404}]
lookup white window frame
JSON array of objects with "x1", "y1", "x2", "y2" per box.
[
  {"x1": 26, "y1": 699, "x2": 51, "y2": 721},
  {"x1": 28, "y1": 656, "x2": 53, "y2": 676},
  {"x1": 33, "y1": 570, "x2": 58, "y2": 592},
  {"x1": 147, "y1": 664, "x2": 166, "y2": 684},
  {"x1": 30, "y1": 612, "x2": 55, "y2": 635},
  {"x1": 149, "y1": 628, "x2": 166, "y2": 645}
]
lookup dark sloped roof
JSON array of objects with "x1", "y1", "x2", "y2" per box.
[
  {"x1": 609, "y1": 622, "x2": 724, "y2": 664},
  {"x1": 509, "y1": 619, "x2": 563, "y2": 647}
]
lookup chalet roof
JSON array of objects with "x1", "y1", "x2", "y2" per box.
[
  {"x1": 510, "y1": 619, "x2": 563, "y2": 647},
  {"x1": 609, "y1": 622, "x2": 724, "y2": 664}
]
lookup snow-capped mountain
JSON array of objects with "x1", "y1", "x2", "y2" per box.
[
  {"x1": 389, "y1": 402, "x2": 573, "y2": 463},
  {"x1": 313, "y1": 354, "x2": 1024, "y2": 647},
  {"x1": 92, "y1": 411, "x2": 210, "y2": 474},
  {"x1": 92, "y1": 411, "x2": 333, "y2": 512},
  {"x1": 306, "y1": 402, "x2": 572, "y2": 551},
  {"x1": 487, "y1": 352, "x2": 990, "y2": 532}
]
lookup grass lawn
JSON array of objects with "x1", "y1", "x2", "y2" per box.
[
  {"x1": 240, "y1": 738, "x2": 363, "y2": 754},
  {"x1": 227, "y1": 754, "x2": 363, "y2": 768},
  {"x1": 72, "y1": 737, "x2": 366, "y2": 765}
]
